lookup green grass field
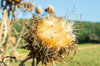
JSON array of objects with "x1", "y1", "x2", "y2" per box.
[
  {"x1": 59, "y1": 47, "x2": 100, "y2": 66},
  {"x1": 77, "y1": 43, "x2": 93, "y2": 47},
  {"x1": 12, "y1": 44, "x2": 100, "y2": 66}
]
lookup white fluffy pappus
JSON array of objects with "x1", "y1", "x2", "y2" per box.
[{"x1": 36, "y1": 15, "x2": 76, "y2": 48}]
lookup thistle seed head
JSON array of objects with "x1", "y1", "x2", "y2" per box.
[
  {"x1": 23, "y1": 15, "x2": 77, "y2": 65},
  {"x1": 35, "y1": 6, "x2": 43, "y2": 14},
  {"x1": 36, "y1": 15, "x2": 76, "y2": 48}
]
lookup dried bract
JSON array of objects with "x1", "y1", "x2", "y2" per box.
[{"x1": 21, "y1": 1, "x2": 34, "y2": 11}]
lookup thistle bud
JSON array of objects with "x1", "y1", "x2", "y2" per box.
[
  {"x1": 45, "y1": 5, "x2": 54, "y2": 14},
  {"x1": 35, "y1": 6, "x2": 43, "y2": 14}
]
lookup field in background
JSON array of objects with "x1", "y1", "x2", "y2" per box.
[{"x1": 12, "y1": 43, "x2": 100, "y2": 66}]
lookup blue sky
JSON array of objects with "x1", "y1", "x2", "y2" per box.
[
  {"x1": 34, "y1": 0, "x2": 100, "y2": 22},
  {"x1": 0, "y1": 0, "x2": 100, "y2": 22}
]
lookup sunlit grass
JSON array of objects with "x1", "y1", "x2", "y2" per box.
[
  {"x1": 63, "y1": 47, "x2": 100, "y2": 66},
  {"x1": 16, "y1": 48, "x2": 29, "y2": 53},
  {"x1": 77, "y1": 43, "x2": 95, "y2": 47}
]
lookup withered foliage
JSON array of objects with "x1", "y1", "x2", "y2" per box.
[
  {"x1": 21, "y1": 14, "x2": 77, "y2": 66},
  {"x1": 0, "y1": 56, "x2": 17, "y2": 66},
  {"x1": 1, "y1": 0, "x2": 34, "y2": 18}
]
